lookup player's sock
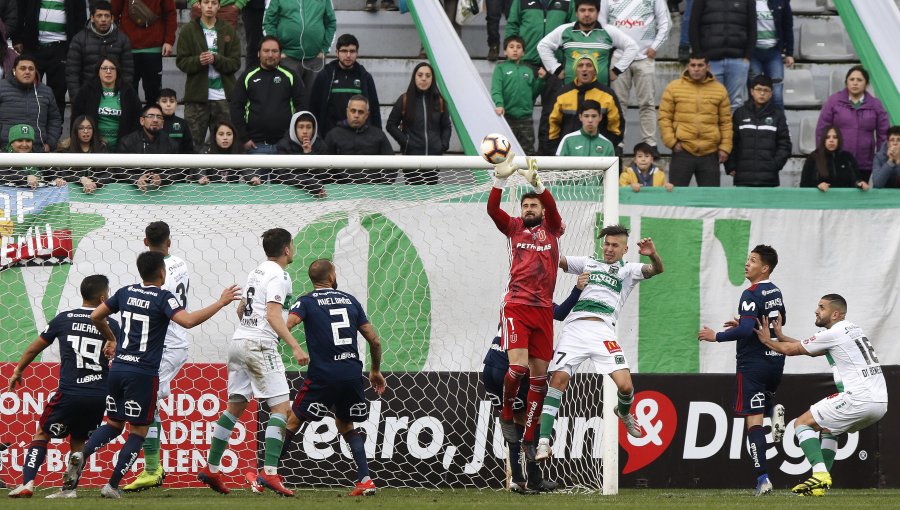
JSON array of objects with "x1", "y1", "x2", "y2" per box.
[
  {"x1": 821, "y1": 432, "x2": 838, "y2": 471},
  {"x1": 501, "y1": 365, "x2": 528, "y2": 421},
  {"x1": 539, "y1": 387, "x2": 563, "y2": 439},
  {"x1": 509, "y1": 424, "x2": 524, "y2": 480},
  {"x1": 523, "y1": 375, "x2": 548, "y2": 442},
  {"x1": 263, "y1": 413, "x2": 287, "y2": 475},
  {"x1": 208, "y1": 411, "x2": 238, "y2": 473},
  {"x1": 83, "y1": 423, "x2": 124, "y2": 458},
  {"x1": 143, "y1": 420, "x2": 161, "y2": 473},
  {"x1": 109, "y1": 433, "x2": 146, "y2": 488},
  {"x1": 279, "y1": 427, "x2": 298, "y2": 461},
  {"x1": 342, "y1": 428, "x2": 369, "y2": 482},
  {"x1": 796, "y1": 425, "x2": 826, "y2": 472},
  {"x1": 526, "y1": 460, "x2": 541, "y2": 483},
  {"x1": 747, "y1": 425, "x2": 768, "y2": 477},
  {"x1": 22, "y1": 440, "x2": 48, "y2": 484},
  {"x1": 617, "y1": 390, "x2": 634, "y2": 417}
]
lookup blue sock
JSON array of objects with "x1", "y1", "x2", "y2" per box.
[
  {"x1": 82, "y1": 424, "x2": 123, "y2": 459},
  {"x1": 747, "y1": 425, "x2": 768, "y2": 477},
  {"x1": 108, "y1": 433, "x2": 145, "y2": 488},
  {"x1": 509, "y1": 424, "x2": 524, "y2": 481},
  {"x1": 22, "y1": 440, "x2": 48, "y2": 484},
  {"x1": 343, "y1": 428, "x2": 369, "y2": 482}
]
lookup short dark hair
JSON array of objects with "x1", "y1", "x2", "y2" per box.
[
  {"x1": 633, "y1": 142, "x2": 653, "y2": 156},
  {"x1": 259, "y1": 35, "x2": 281, "y2": 52},
  {"x1": 158, "y1": 88, "x2": 178, "y2": 100},
  {"x1": 503, "y1": 35, "x2": 525, "y2": 50},
  {"x1": 13, "y1": 54, "x2": 36, "y2": 68},
  {"x1": 80, "y1": 275, "x2": 109, "y2": 302},
  {"x1": 845, "y1": 65, "x2": 869, "y2": 86},
  {"x1": 749, "y1": 74, "x2": 773, "y2": 89},
  {"x1": 821, "y1": 294, "x2": 848, "y2": 314},
  {"x1": 887, "y1": 125, "x2": 900, "y2": 138},
  {"x1": 308, "y1": 259, "x2": 334, "y2": 284},
  {"x1": 599, "y1": 224, "x2": 629, "y2": 239},
  {"x1": 688, "y1": 52, "x2": 709, "y2": 63},
  {"x1": 92, "y1": 1, "x2": 112, "y2": 14},
  {"x1": 141, "y1": 103, "x2": 163, "y2": 117},
  {"x1": 137, "y1": 251, "x2": 166, "y2": 281},
  {"x1": 262, "y1": 228, "x2": 292, "y2": 257},
  {"x1": 751, "y1": 244, "x2": 778, "y2": 272},
  {"x1": 578, "y1": 99, "x2": 602, "y2": 116},
  {"x1": 145, "y1": 221, "x2": 170, "y2": 247},
  {"x1": 520, "y1": 191, "x2": 542, "y2": 206},
  {"x1": 575, "y1": 0, "x2": 599, "y2": 9},
  {"x1": 348, "y1": 94, "x2": 369, "y2": 107},
  {"x1": 336, "y1": 33, "x2": 359, "y2": 51}
]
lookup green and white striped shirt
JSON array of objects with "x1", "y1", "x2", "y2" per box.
[
  {"x1": 38, "y1": 0, "x2": 66, "y2": 45},
  {"x1": 755, "y1": 0, "x2": 777, "y2": 49},
  {"x1": 203, "y1": 22, "x2": 225, "y2": 100}
]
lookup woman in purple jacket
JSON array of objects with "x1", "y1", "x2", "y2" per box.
[{"x1": 816, "y1": 65, "x2": 889, "y2": 182}]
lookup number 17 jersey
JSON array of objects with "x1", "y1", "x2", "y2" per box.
[
  {"x1": 105, "y1": 284, "x2": 184, "y2": 375},
  {"x1": 233, "y1": 260, "x2": 292, "y2": 342}
]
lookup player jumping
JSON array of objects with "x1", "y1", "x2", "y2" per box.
[
  {"x1": 487, "y1": 153, "x2": 564, "y2": 455},
  {"x1": 698, "y1": 245, "x2": 786, "y2": 496},
  {"x1": 535, "y1": 225, "x2": 664, "y2": 461},
  {"x1": 7, "y1": 276, "x2": 120, "y2": 499},
  {"x1": 755, "y1": 295, "x2": 887, "y2": 497}
]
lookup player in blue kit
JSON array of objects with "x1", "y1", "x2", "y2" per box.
[
  {"x1": 698, "y1": 245, "x2": 787, "y2": 496},
  {"x1": 60, "y1": 251, "x2": 240, "y2": 499},
  {"x1": 7, "y1": 276, "x2": 120, "y2": 499},
  {"x1": 279, "y1": 259, "x2": 386, "y2": 497},
  {"x1": 481, "y1": 275, "x2": 587, "y2": 494}
]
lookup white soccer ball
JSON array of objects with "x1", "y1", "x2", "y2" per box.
[{"x1": 480, "y1": 133, "x2": 511, "y2": 164}]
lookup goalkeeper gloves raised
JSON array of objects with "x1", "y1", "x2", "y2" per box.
[
  {"x1": 492, "y1": 151, "x2": 517, "y2": 187},
  {"x1": 518, "y1": 157, "x2": 545, "y2": 193}
]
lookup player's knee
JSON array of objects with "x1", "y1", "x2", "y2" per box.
[{"x1": 507, "y1": 364, "x2": 528, "y2": 381}]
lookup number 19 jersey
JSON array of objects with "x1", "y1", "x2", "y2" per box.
[
  {"x1": 40, "y1": 307, "x2": 121, "y2": 397},
  {"x1": 163, "y1": 255, "x2": 190, "y2": 349},
  {"x1": 802, "y1": 320, "x2": 888, "y2": 403},
  {"x1": 233, "y1": 260, "x2": 292, "y2": 342}
]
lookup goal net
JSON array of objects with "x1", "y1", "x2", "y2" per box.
[{"x1": 0, "y1": 153, "x2": 620, "y2": 494}]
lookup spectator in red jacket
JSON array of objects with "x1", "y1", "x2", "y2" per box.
[{"x1": 112, "y1": 0, "x2": 177, "y2": 107}]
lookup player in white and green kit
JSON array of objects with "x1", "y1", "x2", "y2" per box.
[
  {"x1": 755, "y1": 294, "x2": 888, "y2": 497},
  {"x1": 124, "y1": 221, "x2": 191, "y2": 491},
  {"x1": 535, "y1": 224, "x2": 664, "y2": 461}
]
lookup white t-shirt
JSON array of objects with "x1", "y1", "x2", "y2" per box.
[
  {"x1": 232, "y1": 260, "x2": 291, "y2": 342},
  {"x1": 162, "y1": 255, "x2": 191, "y2": 349},
  {"x1": 563, "y1": 256, "x2": 645, "y2": 326},
  {"x1": 802, "y1": 320, "x2": 888, "y2": 403}
]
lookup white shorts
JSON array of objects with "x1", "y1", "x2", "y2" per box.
[
  {"x1": 548, "y1": 319, "x2": 630, "y2": 377},
  {"x1": 810, "y1": 393, "x2": 887, "y2": 435},
  {"x1": 158, "y1": 347, "x2": 189, "y2": 400},
  {"x1": 227, "y1": 338, "x2": 290, "y2": 403}
]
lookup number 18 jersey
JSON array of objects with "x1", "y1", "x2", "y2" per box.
[
  {"x1": 802, "y1": 320, "x2": 888, "y2": 403},
  {"x1": 233, "y1": 260, "x2": 292, "y2": 342}
]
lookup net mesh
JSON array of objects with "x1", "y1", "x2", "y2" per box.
[{"x1": 0, "y1": 160, "x2": 616, "y2": 492}]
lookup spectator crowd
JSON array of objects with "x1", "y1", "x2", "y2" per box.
[{"x1": 0, "y1": 0, "x2": 894, "y2": 194}]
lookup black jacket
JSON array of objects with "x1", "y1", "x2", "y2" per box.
[
  {"x1": 766, "y1": 0, "x2": 794, "y2": 57},
  {"x1": 273, "y1": 110, "x2": 326, "y2": 193},
  {"x1": 540, "y1": 79, "x2": 625, "y2": 155},
  {"x1": 690, "y1": 0, "x2": 756, "y2": 60},
  {"x1": 0, "y1": 0, "x2": 16, "y2": 41},
  {"x1": 386, "y1": 91, "x2": 451, "y2": 155},
  {"x1": 13, "y1": 0, "x2": 86, "y2": 51},
  {"x1": 230, "y1": 65, "x2": 306, "y2": 144},
  {"x1": 725, "y1": 99, "x2": 791, "y2": 187},
  {"x1": 71, "y1": 82, "x2": 142, "y2": 150},
  {"x1": 309, "y1": 60, "x2": 381, "y2": 137},
  {"x1": 0, "y1": 71, "x2": 62, "y2": 148},
  {"x1": 800, "y1": 150, "x2": 862, "y2": 188},
  {"x1": 325, "y1": 121, "x2": 393, "y2": 156},
  {"x1": 66, "y1": 22, "x2": 135, "y2": 101},
  {"x1": 163, "y1": 114, "x2": 194, "y2": 154},
  {"x1": 116, "y1": 129, "x2": 179, "y2": 183}
]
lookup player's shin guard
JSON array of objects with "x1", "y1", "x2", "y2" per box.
[
  {"x1": 143, "y1": 421, "x2": 161, "y2": 472},
  {"x1": 617, "y1": 390, "x2": 634, "y2": 417},
  {"x1": 343, "y1": 428, "x2": 369, "y2": 482},
  {"x1": 821, "y1": 432, "x2": 838, "y2": 471},
  {"x1": 523, "y1": 375, "x2": 548, "y2": 442},
  {"x1": 502, "y1": 365, "x2": 528, "y2": 421},
  {"x1": 109, "y1": 433, "x2": 146, "y2": 488},
  {"x1": 207, "y1": 411, "x2": 238, "y2": 472},
  {"x1": 263, "y1": 413, "x2": 287, "y2": 474},
  {"x1": 539, "y1": 387, "x2": 563, "y2": 439},
  {"x1": 82, "y1": 423, "x2": 124, "y2": 458},
  {"x1": 796, "y1": 425, "x2": 827, "y2": 472},
  {"x1": 747, "y1": 425, "x2": 768, "y2": 477},
  {"x1": 22, "y1": 440, "x2": 48, "y2": 484}
]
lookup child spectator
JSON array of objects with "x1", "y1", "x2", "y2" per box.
[
  {"x1": 555, "y1": 100, "x2": 615, "y2": 157},
  {"x1": 158, "y1": 88, "x2": 195, "y2": 154},
  {"x1": 620, "y1": 142, "x2": 674, "y2": 192},
  {"x1": 56, "y1": 115, "x2": 111, "y2": 193},
  {"x1": 274, "y1": 110, "x2": 327, "y2": 198},
  {"x1": 198, "y1": 120, "x2": 252, "y2": 185},
  {"x1": 491, "y1": 36, "x2": 544, "y2": 155},
  {"x1": 800, "y1": 125, "x2": 869, "y2": 192}
]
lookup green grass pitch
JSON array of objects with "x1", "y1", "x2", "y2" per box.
[{"x1": 3, "y1": 488, "x2": 899, "y2": 509}]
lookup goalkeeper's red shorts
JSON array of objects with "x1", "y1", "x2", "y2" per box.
[{"x1": 500, "y1": 302, "x2": 554, "y2": 362}]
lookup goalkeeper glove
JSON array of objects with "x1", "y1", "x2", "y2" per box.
[
  {"x1": 492, "y1": 151, "x2": 517, "y2": 187},
  {"x1": 518, "y1": 157, "x2": 545, "y2": 193}
]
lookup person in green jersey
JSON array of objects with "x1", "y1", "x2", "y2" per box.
[{"x1": 72, "y1": 57, "x2": 141, "y2": 152}]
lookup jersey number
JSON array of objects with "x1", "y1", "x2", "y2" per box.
[
  {"x1": 121, "y1": 311, "x2": 150, "y2": 352},
  {"x1": 330, "y1": 308, "x2": 352, "y2": 346},
  {"x1": 175, "y1": 282, "x2": 189, "y2": 309},
  {"x1": 244, "y1": 286, "x2": 255, "y2": 317},
  {"x1": 855, "y1": 337, "x2": 879, "y2": 365},
  {"x1": 66, "y1": 335, "x2": 104, "y2": 371}
]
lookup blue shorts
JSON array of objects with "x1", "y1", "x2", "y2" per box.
[
  {"x1": 39, "y1": 391, "x2": 106, "y2": 439},
  {"x1": 106, "y1": 370, "x2": 159, "y2": 425},
  {"x1": 482, "y1": 364, "x2": 528, "y2": 413},
  {"x1": 292, "y1": 376, "x2": 368, "y2": 423},
  {"x1": 734, "y1": 369, "x2": 782, "y2": 416}
]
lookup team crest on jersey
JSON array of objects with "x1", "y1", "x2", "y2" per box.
[
  {"x1": 608, "y1": 264, "x2": 619, "y2": 276},
  {"x1": 536, "y1": 229, "x2": 547, "y2": 242},
  {"x1": 604, "y1": 340, "x2": 622, "y2": 353},
  {"x1": 354, "y1": 79, "x2": 361, "y2": 88},
  {"x1": 173, "y1": 122, "x2": 181, "y2": 130},
  {"x1": 614, "y1": 355, "x2": 625, "y2": 365},
  {"x1": 274, "y1": 76, "x2": 282, "y2": 84}
]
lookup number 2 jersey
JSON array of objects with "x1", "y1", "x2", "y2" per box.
[
  {"x1": 802, "y1": 320, "x2": 888, "y2": 403},
  {"x1": 105, "y1": 284, "x2": 184, "y2": 375},
  {"x1": 289, "y1": 289, "x2": 368, "y2": 382},
  {"x1": 233, "y1": 260, "x2": 292, "y2": 342},
  {"x1": 163, "y1": 255, "x2": 190, "y2": 349},
  {"x1": 40, "y1": 307, "x2": 121, "y2": 397},
  {"x1": 562, "y1": 257, "x2": 644, "y2": 327}
]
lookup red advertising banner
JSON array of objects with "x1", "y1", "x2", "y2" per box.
[{"x1": 0, "y1": 363, "x2": 257, "y2": 488}]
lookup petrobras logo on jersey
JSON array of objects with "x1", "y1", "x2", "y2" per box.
[{"x1": 514, "y1": 242, "x2": 552, "y2": 252}]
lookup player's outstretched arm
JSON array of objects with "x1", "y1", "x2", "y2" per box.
[
  {"x1": 486, "y1": 153, "x2": 517, "y2": 233},
  {"x1": 267, "y1": 302, "x2": 309, "y2": 366},
  {"x1": 8, "y1": 337, "x2": 52, "y2": 391},
  {"x1": 91, "y1": 303, "x2": 120, "y2": 358},
  {"x1": 754, "y1": 317, "x2": 809, "y2": 356},
  {"x1": 172, "y1": 285, "x2": 241, "y2": 329},
  {"x1": 638, "y1": 237, "x2": 664, "y2": 278},
  {"x1": 359, "y1": 323, "x2": 386, "y2": 395}
]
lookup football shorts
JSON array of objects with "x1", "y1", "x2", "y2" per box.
[
  {"x1": 810, "y1": 393, "x2": 887, "y2": 435},
  {"x1": 227, "y1": 338, "x2": 290, "y2": 402},
  {"x1": 157, "y1": 347, "x2": 189, "y2": 401},
  {"x1": 106, "y1": 370, "x2": 159, "y2": 426},
  {"x1": 500, "y1": 302, "x2": 554, "y2": 362},
  {"x1": 482, "y1": 364, "x2": 528, "y2": 412},
  {"x1": 39, "y1": 391, "x2": 106, "y2": 439},
  {"x1": 733, "y1": 369, "x2": 782, "y2": 416},
  {"x1": 549, "y1": 319, "x2": 629, "y2": 377},
  {"x1": 292, "y1": 376, "x2": 369, "y2": 423}
]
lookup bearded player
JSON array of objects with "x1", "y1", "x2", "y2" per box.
[{"x1": 487, "y1": 153, "x2": 564, "y2": 455}]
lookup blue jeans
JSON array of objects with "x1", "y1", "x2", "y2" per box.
[
  {"x1": 247, "y1": 142, "x2": 278, "y2": 181},
  {"x1": 679, "y1": 0, "x2": 692, "y2": 48},
  {"x1": 710, "y1": 58, "x2": 750, "y2": 110},
  {"x1": 750, "y1": 46, "x2": 785, "y2": 110}
]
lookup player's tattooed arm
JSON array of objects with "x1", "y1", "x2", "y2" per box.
[
  {"x1": 638, "y1": 237, "x2": 664, "y2": 278},
  {"x1": 8, "y1": 337, "x2": 52, "y2": 391},
  {"x1": 360, "y1": 323, "x2": 386, "y2": 395},
  {"x1": 754, "y1": 316, "x2": 810, "y2": 357},
  {"x1": 236, "y1": 299, "x2": 246, "y2": 320}
]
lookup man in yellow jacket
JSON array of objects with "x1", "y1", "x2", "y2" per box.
[{"x1": 658, "y1": 54, "x2": 732, "y2": 187}]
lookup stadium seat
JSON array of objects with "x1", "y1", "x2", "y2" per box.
[
  {"x1": 799, "y1": 17, "x2": 857, "y2": 61},
  {"x1": 829, "y1": 67, "x2": 876, "y2": 98},
  {"x1": 782, "y1": 68, "x2": 820, "y2": 107},
  {"x1": 792, "y1": 0, "x2": 828, "y2": 14},
  {"x1": 799, "y1": 116, "x2": 819, "y2": 155}
]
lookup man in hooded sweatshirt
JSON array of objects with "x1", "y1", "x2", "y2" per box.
[
  {"x1": 66, "y1": 1, "x2": 134, "y2": 104},
  {"x1": 275, "y1": 110, "x2": 327, "y2": 198}
]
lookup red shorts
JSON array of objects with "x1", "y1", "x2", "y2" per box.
[{"x1": 500, "y1": 302, "x2": 554, "y2": 362}]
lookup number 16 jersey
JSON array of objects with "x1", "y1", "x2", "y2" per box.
[{"x1": 233, "y1": 260, "x2": 292, "y2": 342}]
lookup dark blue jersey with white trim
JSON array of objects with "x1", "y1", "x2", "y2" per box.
[
  {"x1": 105, "y1": 284, "x2": 184, "y2": 375},
  {"x1": 40, "y1": 307, "x2": 120, "y2": 397}
]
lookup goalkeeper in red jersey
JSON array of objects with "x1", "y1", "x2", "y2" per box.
[{"x1": 486, "y1": 153, "x2": 564, "y2": 459}]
